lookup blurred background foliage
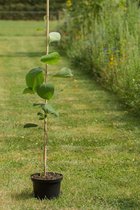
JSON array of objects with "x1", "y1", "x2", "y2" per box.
[
  {"x1": 0, "y1": 0, "x2": 66, "y2": 20},
  {"x1": 60, "y1": 0, "x2": 140, "y2": 113},
  {"x1": 0, "y1": 0, "x2": 140, "y2": 114}
]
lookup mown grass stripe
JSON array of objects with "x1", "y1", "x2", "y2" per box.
[{"x1": 0, "y1": 21, "x2": 140, "y2": 210}]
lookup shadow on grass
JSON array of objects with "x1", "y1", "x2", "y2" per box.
[
  {"x1": 12, "y1": 190, "x2": 33, "y2": 200},
  {"x1": 117, "y1": 198, "x2": 140, "y2": 210},
  {"x1": 0, "y1": 52, "x2": 45, "y2": 58},
  {"x1": 108, "y1": 198, "x2": 140, "y2": 210},
  {"x1": 94, "y1": 196, "x2": 140, "y2": 210}
]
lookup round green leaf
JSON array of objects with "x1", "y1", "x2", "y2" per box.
[
  {"x1": 36, "y1": 83, "x2": 54, "y2": 100},
  {"x1": 26, "y1": 67, "x2": 44, "y2": 91},
  {"x1": 53, "y1": 67, "x2": 73, "y2": 78},
  {"x1": 41, "y1": 104, "x2": 59, "y2": 117},
  {"x1": 49, "y1": 32, "x2": 61, "y2": 43},
  {"x1": 40, "y1": 52, "x2": 60, "y2": 65}
]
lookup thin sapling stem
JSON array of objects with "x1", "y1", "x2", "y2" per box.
[{"x1": 43, "y1": 0, "x2": 50, "y2": 176}]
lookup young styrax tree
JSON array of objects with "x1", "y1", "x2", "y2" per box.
[{"x1": 23, "y1": 0, "x2": 73, "y2": 177}]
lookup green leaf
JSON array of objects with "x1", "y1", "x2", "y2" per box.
[
  {"x1": 37, "y1": 112, "x2": 44, "y2": 117},
  {"x1": 40, "y1": 52, "x2": 60, "y2": 65},
  {"x1": 26, "y1": 67, "x2": 44, "y2": 92},
  {"x1": 24, "y1": 123, "x2": 38, "y2": 128},
  {"x1": 53, "y1": 67, "x2": 73, "y2": 78},
  {"x1": 37, "y1": 112, "x2": 46, "y2": 120},
  {"x1": 33, "y1": 103, "x2": 44, "y2": 106},
  {"x1": 49, "y1": 32, "x2": 61, "y2": 43},
  {"x1": 41, "y1": 104, "x2": 59, "y2": 117},
  {"x1": 23, "y1": 88, "x2": 34, "y2": 94},
  {"x1": 39, "y1": 117, "x2": 46, "y2": 120},
  {"x1": 36, "y1": 83, "x2": 54, "y2": 100}
]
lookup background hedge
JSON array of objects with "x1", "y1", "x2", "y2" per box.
[
  {"x1": 60, "y1": 0, "x2": 140, "y2": 113},
  {"x1": 0, "y1": 0, "x2": 66, "y2": 20}
]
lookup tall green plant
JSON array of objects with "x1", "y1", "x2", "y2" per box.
[{"x1": 23, "y1": 0, "x2": 73, "y2": 176}]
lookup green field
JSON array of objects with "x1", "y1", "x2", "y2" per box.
[{"x1": 0, "y1": 21, "x2": 140, "y2": 210}]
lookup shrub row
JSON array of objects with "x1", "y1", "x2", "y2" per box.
[
  {"x1": 60, "y1": 0, "x2": 140, "y2": 113},
  {"x1": 0, "y1": 0, "x2": 65, "y2": 20}
]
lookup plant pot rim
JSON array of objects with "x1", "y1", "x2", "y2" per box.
[{"x1": 31, "y1": 172, "x2": 63, "y2": 183}]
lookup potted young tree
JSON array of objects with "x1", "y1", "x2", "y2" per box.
[{"x1": 23, "y1": 0, "x2": 73, "y2": 199}]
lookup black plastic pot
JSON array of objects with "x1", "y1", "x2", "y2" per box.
[{"x1": 31, "y1": 172, "x2": 63, "y2": 200}]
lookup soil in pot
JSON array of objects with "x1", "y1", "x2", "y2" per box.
[{"x1": 31, "y1": 172, "x2": 63, "y2": 200}]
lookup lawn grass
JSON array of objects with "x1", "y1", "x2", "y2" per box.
[{"x1": 0, "y1": 20, "x2": 140, "y2": 210}]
